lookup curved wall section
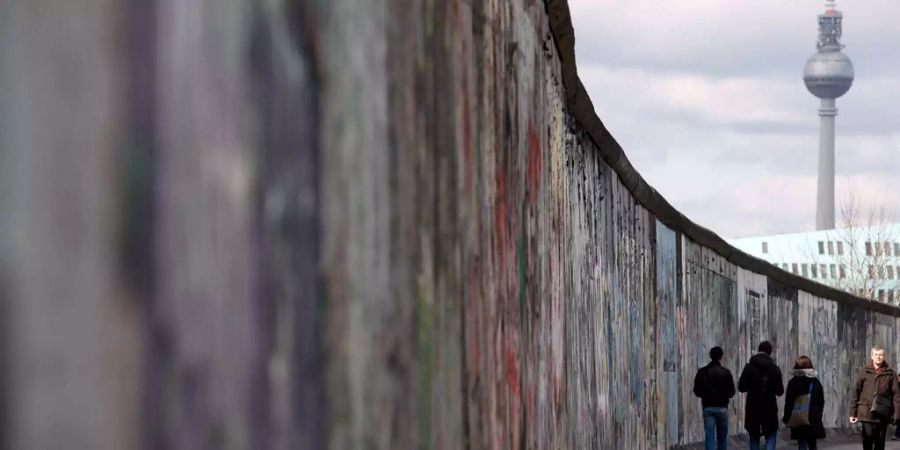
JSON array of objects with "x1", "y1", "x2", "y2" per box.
[
  {"x1": 1, "y1": 1, "x2": 897, "y2": 449},
  {"x1": 316, "y1": 1, "x2": 900, "y2": 448}
]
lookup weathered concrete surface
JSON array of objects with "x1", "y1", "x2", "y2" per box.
[
  {"x1": 0, "y1": 1, "x2": 140, "y2": 449},
  {"x1": 1, "y1": 1, "x2": 898, "y2": 450}
]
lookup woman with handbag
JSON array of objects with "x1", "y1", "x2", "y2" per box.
[
  {"x1": 782, "y1": 356, "x2": 825, "y2": 450},
  {"x1": 849, "y1": 347, "x2": 900, "y2": 450}
]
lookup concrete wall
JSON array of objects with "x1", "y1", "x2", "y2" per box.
[{"x1": 1, "y1": 1, "x2": 897, "y2": 449}]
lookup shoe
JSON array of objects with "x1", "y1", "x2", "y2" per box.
[{"x1": 891, "y1": 435, "x2": 899, "y2": 440}]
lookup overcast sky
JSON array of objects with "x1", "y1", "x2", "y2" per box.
[{"x1": 569, "y1": 0, "x2": 900, "y2": 238}]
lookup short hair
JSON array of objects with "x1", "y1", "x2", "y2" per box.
[
  {"x1": 758, "y1": 341, "x2": 773, "y2": 354},
  {"x1": 794, "y1": 355, "x2": 814, "y2": 370},
  {"x1": 709, "y1": 346, "x2": 724, "y2": 362},
  {"x1": 872, "y1": 346, "x2": 886, "y2": 354}
]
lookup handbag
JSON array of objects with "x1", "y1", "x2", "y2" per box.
[
  {"x1": 787, "y1": 382, "x2": 814, "y2": 428},
  {"x1": 871, "y1": 393, "x2": 893, "y2": 418},
  {"x1": 871, "y1": 376, "x2": 894, "y2": 418}
]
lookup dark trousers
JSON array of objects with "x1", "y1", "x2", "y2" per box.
[
  {"x1": 748, "y1": 431, "x2": 776, "y2": 450},
  {"x1": 862, "y1": 421, "x2": 888, "y2": 450},
  {"x1": 797, "y1": 438, "x2": 817, "y2": 450}
]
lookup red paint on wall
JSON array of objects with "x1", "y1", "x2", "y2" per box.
[
  {"x1": 503, "y1": 339, "x2": 520, "y2": 396},
  {"x1": 494, "y1": 166, "x2": 508, "y2": 274},
  {"x1": 503, "y1": 337, "x2": 521, "y2": 449},
  {"x1": 461, "y1": 57, "x2": 473, "y2": 196},
  {"x1": 526, "y1": 121, "x2": 542, "y2": 205},
  {"x1": 552, "y1": 373, "x2": 562, "y2": 418},
  {"x1": 462, "y1": 90, "x2": 473, "y2": 195}
]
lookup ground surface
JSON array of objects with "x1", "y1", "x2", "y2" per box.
[
  {"x1": 814, "y1": 440, "x2": 900, "y2": 449},
  {"x1": 775, "y1": 433, "x2": 900, "y2": 449},
  {"x1": 679, "y1": 429, "x2": 900, "y2": 449}
]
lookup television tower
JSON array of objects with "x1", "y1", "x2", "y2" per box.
[{"x1": 804, "y1": 0, "x2": 854, "y2": 230}]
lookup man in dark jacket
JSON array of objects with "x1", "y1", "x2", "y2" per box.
[
  {"x1": 694, "y1": 346, "x2": 736, "y2": 450},
  {"x1": 849, "y1": 347, "x2": 900, "y2": 450},
  {"x1": 738, "y1": 341, "x2": 785, "y2": 450}
]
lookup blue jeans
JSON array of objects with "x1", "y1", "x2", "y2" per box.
[
  {"x1": 702, "y1": 407, "x2": 728, "y2": 450},
  {"x1": 748, "y1": 431, "x2": 776, "y2": 450}
]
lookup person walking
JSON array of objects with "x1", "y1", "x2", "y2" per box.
[
  {"x1": 738, "y1": 341, "x2": 784, "y2": 450},
  {"x1": 782, "y1": 356, "x2": 826, "y2": 450},
  {"x1": 849, "y1": 346, "x2": 900, "y2": 450},
  {"x1": 893, "y1": 370, "x2": 900, "y2": 441},
  {"x1": 694, "y1": 346, "x2": 736, "y2": 450}
]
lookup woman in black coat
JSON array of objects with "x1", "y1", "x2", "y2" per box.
[{"x1": 782, "y1": 356, "x2": 826, "y2": 450}]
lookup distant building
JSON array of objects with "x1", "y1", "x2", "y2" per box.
[{"x1": 729, "y1": 224, "x2": 900, "y2": 305}]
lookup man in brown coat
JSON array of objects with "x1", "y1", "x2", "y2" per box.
[{"x1": 849, "y1": 347, "x2": 900, "y2": 450}]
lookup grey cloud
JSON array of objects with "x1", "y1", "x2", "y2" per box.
[
  {"x1": 570, "y1": 0, "x2": 900, "y2": 237},
  {"x1": 572, "y1": 1, "x2": 900, "y2": 80},
  {"x1": 639, "y1": 109, "x2": 814, "y2": 135}
]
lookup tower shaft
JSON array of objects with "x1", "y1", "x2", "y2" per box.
[{"x1": 816, "y1": 98, "x2": 837, "y2": 230}]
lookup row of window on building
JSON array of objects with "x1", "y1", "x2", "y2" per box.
[
  {"x1": 762, "y1": 240, "x2": 900, "y2": 257},
  {"x1": 778, "y1": 262, "x2": 846, "y2": 279},
  {"x1": 860, "y1": 241, "x2": 900, "y2": 257},
  {"x1": 813, "y1": 240, "x2": 900, "y2": 257},
  {"x1": 815, "y1": 240, "x2": 844, "y2": 256},
  {"x1": 777, "y1": 262, "x2": 900, "y2": 281},
  {"x1": 775, "y1": 262, "x2": 900, "y2": 304}
]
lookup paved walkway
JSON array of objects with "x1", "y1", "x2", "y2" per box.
[
  {"x1": 680, "y1": 430, "x2": 900, "y2": 449},
  {"x1": 773, "y1": 436, "x2": 900, "y2": 449},
  {"x1": 812, "y1": 440, "x2": 900, "y2": 450}
]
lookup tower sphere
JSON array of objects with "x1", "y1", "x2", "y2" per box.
[{"x1": 803, "y1": 50, "x2": 854, "y2": 99}]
